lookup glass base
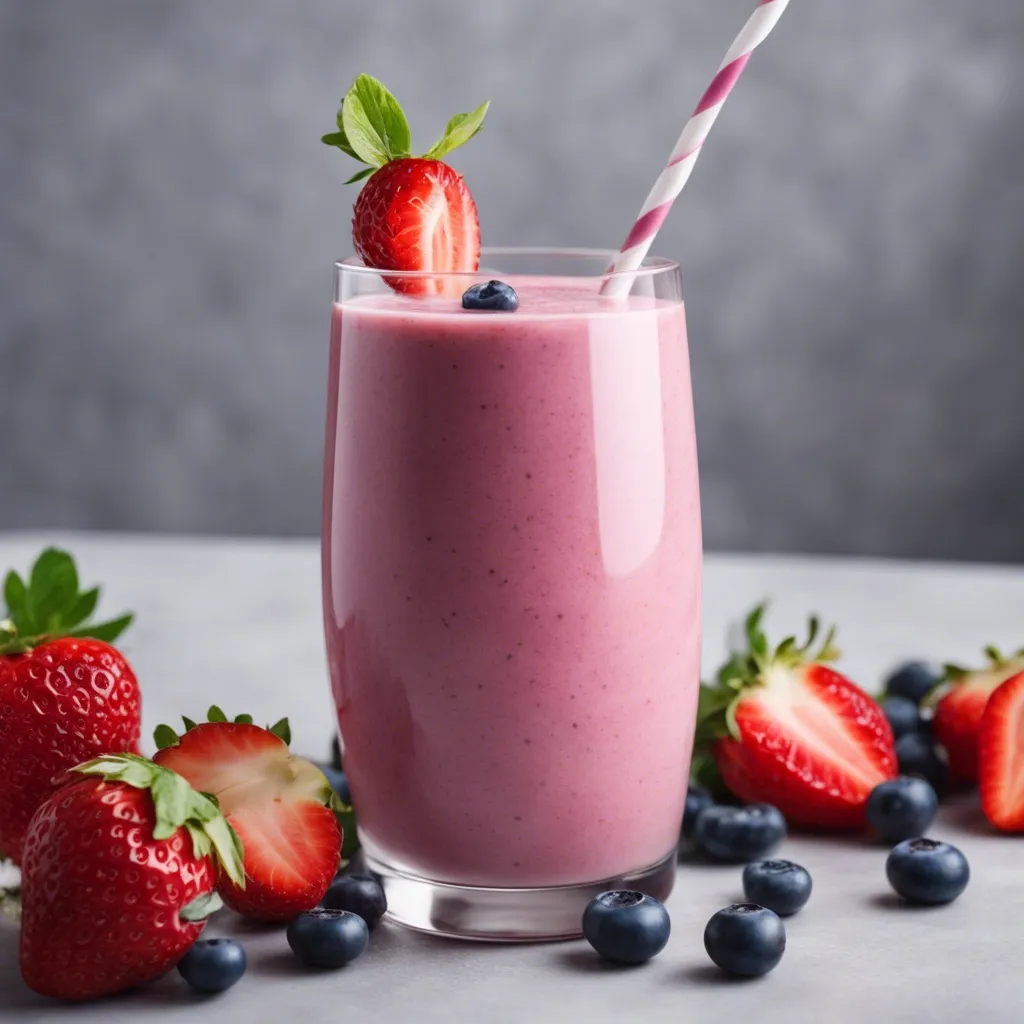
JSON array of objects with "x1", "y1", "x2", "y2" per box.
[{"x1": 364, "y1": 849, "x2": 677, "y2": 942}]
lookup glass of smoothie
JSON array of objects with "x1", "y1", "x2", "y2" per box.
[{"x1": 322, "y1": 247, "x2": 702, "y2": 940}]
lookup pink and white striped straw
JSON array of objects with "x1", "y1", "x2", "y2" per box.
[{"x1": 602, "y1": 0, "x2": 791, "y2": 297}]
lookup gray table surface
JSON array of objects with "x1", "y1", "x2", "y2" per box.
[{"x1": 1, "y1": 531, "x2": 1021, "y2": 1023}]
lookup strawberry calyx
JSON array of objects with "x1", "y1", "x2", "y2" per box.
[
  {"x1": 322, "y1": 73, "x2": 489, "y2": 184},
  {"x1": 71, "y1": 753, "x2": 245, "y2": 892},
  {"x1": 154, "y1": 706, "x2": 292, "y2": 751},
  {"x1": 0, "y1": 548, "x2": 133, "y2": 655},
  {"x1": 922, "y1": 644, "x2": 1024, "y2": 710},
  {"x1": 695, "y1": 604, "x2": 841, "y2": 748}
]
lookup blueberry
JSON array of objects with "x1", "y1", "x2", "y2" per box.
[
  {"x1": 320, "y1": 765, "x2": 351, "y2": 805},
  {"x1": 287, "y1": 908, "x2": 369, "y2": 969},
  {"x1": 883, "y1": 696, "x2": 924, "y2": 739},
  {"x1": 322, "y1": 873, "x2": 387, "y2": 930},
  {"x1": 693, "y1": 803, "x2": 787, "y2": 863},
  {"x1": 704, "y1": 903, "x2": 786, "y2": 977},
  {"x1": 461, "y1": 280, "x2": 519, "y2": 312},
  {"x1": 176, "y1": 938, "x2": 247, "y2": 994},
  {"x1": 582, "y1": 890, "x2": 671, "y2": 965},
  {"x1": 742, "y1": 860, "x2": 812, "y2": 918},
  {"x1": 866, "y1": 776, "x2": 938, "y2": 844},
  {"x1": 682, "y1": 785, "x2": 714, "y2": 840},
  {"x1": 884, "y1": 661, "x2": 942, "y2": 705},
  {"x1": 895, "y1": 733, "x2": 948, "y2": 793},
  {"x1": 886, "y1": 838, "x2": 969, "y2": 905},
  {"x1": 331, "y1": 735, "x2": 343, "y2": 770}
]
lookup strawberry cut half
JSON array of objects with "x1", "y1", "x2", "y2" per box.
[
  {"x1": 352, "y1": 158, "x2": 480, "y2": 297},
  {"x1": 696, "y1": 606, "x2": 897, "y2": 830},
  {"x1": 154, "y1": 718, "x2": 343, "y2": 921},
  {"x1": 979, "y1": 670, "x2": 1024, "y2": 832}
]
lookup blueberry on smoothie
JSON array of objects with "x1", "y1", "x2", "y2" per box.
[{"x1": 462, "y1": 280, "x2": 519, "y2": 311}]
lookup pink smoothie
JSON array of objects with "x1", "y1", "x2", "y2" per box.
[{"x1": 322, "y1": 280, "x2": 702, "y2": 888}]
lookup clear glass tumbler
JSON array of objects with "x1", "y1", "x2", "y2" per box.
[{"x1": 322, "y1": 249, "x2": 702, "y2": 940}]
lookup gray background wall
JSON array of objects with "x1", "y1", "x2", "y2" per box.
[{"x1": 1, "y1": 0, "x2": 1021, "y2": 562}]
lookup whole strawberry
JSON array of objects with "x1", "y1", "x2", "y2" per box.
[
  {"x1": 0, "y1": 548, "x2": 140, "y2": 863},
  {"x1": 323, "y1": 74, "x2": 488, "y2": 296},
  {"x1": 696, "y1": 606, "x2": 898, "y2": 830},
  {"x1": 930, "y1": 645, "x2": 1024, "y2": 785},
  {"x1": 19, "y1": 753, "x2": 244, "y2": 1001},
  {"x1": 154, "y1": 709, "x2": 344, "y2": 922}
]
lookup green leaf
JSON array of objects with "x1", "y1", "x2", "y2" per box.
[
  {"x1": 153, "y1": 724, "x2": 179, "y2": 750},
  {"x1": 233, "y1": 713, "x2": 254, "y2": 725},
  {"x1": 321, "y1": 128, "x2": 361, "y2": 161},
  {"x1": 269, "y1": 718, "x2": 291, "y2": 746},
  {"x1": 179, "y1": 890, "x2": 223, "y2": 922},
  {"x1": 344, "y1": 166, "x2": 375, "y2": 185},
  {"x1": 207, "y1": 705, "x2": 228, "y2": 724},
  {"x1": 424, "y1": 100, "x2": 490, "y2": 161},
  {"x1": 985, "y1": 644, "x2": 1005, "y2": 666},
  {"x1": 3, "y1": 571, "x2": 29, "y2": 629},
  {"x1": 182, "y1": 716, "x2": 198, "y2": 731},
  {"x1": 341, "y1": 74, "x2": 411, "y2": 167},
  {"x1": 63, "y1": 587, "x2": 99, "y2": 631},
  {"x1": 330, "y1": 792, "x2": 360, "y2": 859},
  {"x1": 70, "y1": 612, "x2": 133, "y2": 644},
  {"x1": 27, "y1": 548, "x2": 78, "y2": 629}
]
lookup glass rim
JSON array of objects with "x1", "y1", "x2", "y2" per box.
[{"x1": 334, "y1": 246, "x2": 678, "y2": 280}]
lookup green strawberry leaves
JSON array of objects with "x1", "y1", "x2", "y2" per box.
[
  {"x1": 73, "y1": 753, "x2": 246, "y2": 888},
  {"x1": 0, "y1": 548, "x2": 133, "y2": 655},
  {"x1": 322, "y1": 73, "x2": 489, "y2": 183},
  {"x1": 154, "y1": 708, "x2": 291, "y2": 750},
  {"x1": 424, "y1": 101, "x2": 490, "y2": 161}
]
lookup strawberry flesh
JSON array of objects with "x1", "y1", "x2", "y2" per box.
[
  {"x1": 352, "y1": 158, "x2": 480, "y2": 297},
  {"x1": 720, "y1": 664, "x2": 897, "y2": 829},
  {"x1": 154, "y1": 723, "x2": 342, "y2": 921},
  {"x1": 979, "y1": 670, "x2": 1024, "y2": 832}
]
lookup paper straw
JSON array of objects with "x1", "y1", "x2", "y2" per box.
[{"x1": 602, "y1": 0, "x2": 791, "y2": 297}]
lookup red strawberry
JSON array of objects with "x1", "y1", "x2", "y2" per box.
[
  {"x1": 931, "y1": 646, "x2": 1024, "y2": 784},
  {"x1": 697, "y1": 607, "x2": 898, "y2": 830},
  {"x1": 153, "y1": 710, "x2": 343, "y2": 922},
  {"x1": 322, "y1": 73, "x2": 488, "y2": 296},
  {"x1": 0, "y1": 548, "x2": 140, "y2": 864},
  {"x1": 978, "y1": 670, "x2": 1024, "y2": 832},
  {"x1": 19, "y1": 753, "x2": 244, "y2": 1001}
]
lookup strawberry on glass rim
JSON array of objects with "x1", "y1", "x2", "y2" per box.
[
  {"x1": 322, "y1": 73, "x2": 488, "y2": 296},
  {"x1": 695, "y1": 605, "x2": 898, "y2": 830},
  {"x1": 153, "y1": 709, "x2": 344, "y2": 922}
]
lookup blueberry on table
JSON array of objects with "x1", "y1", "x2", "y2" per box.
[
  {"x1": 704, "y1": 904, "x2": 786, "y2": 977},
  {"x1": 895, "y1": 733, "x2": 948, "y2": 794},
  {"x1": 886, "y1": 838, "x2": 969, "y2": 905},
  {"x1": 884, "y1": 661, "x2": 942, "y2": 705},
  {"x1": 682, "y1": 785, "x2": 714, "y2": 840},
  {"x1": 462, "y1": 280, "x2": 520, "y2": 312},
  {"x1": 287, "y1": 908, "x2": 369, "y2": 968},
  {"x1": 883, "y1": 696, "x2": 925, "y2": 740},
  {"x1": 742, "y1": 860, "x2": 812, "y2": 918},
  {"x1": 582, "y1": 890, "x2": 671, "y2": 965},
  {"x1": 866, "y1": 776, "x2": 938, "y2": 844},
  {"x1": 177, "y1": 938, "x2": 247, "y2": 994},
  {"x1": 693, "y1": 803, "x2": 787, "y2": 863},
  {"x1": 322, "y1": 873, "x2": 387, "y2": 930}
]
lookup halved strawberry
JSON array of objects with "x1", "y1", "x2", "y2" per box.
[
  {"x1": 153, "y1": 710, "x2": 343, "y2": 922},
  {"x1": 696, "y1": 607, "x2": 897, "y2": 830},
  {"x1": 930, "y1": 646, "x2": 1024, "y2": 784},
  {"x1": 978, "y1": 670, "x2": 1024, "y2": 832},
  {"x1": 322, "y1": 74, "x2": 488, "y2": 295}
]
